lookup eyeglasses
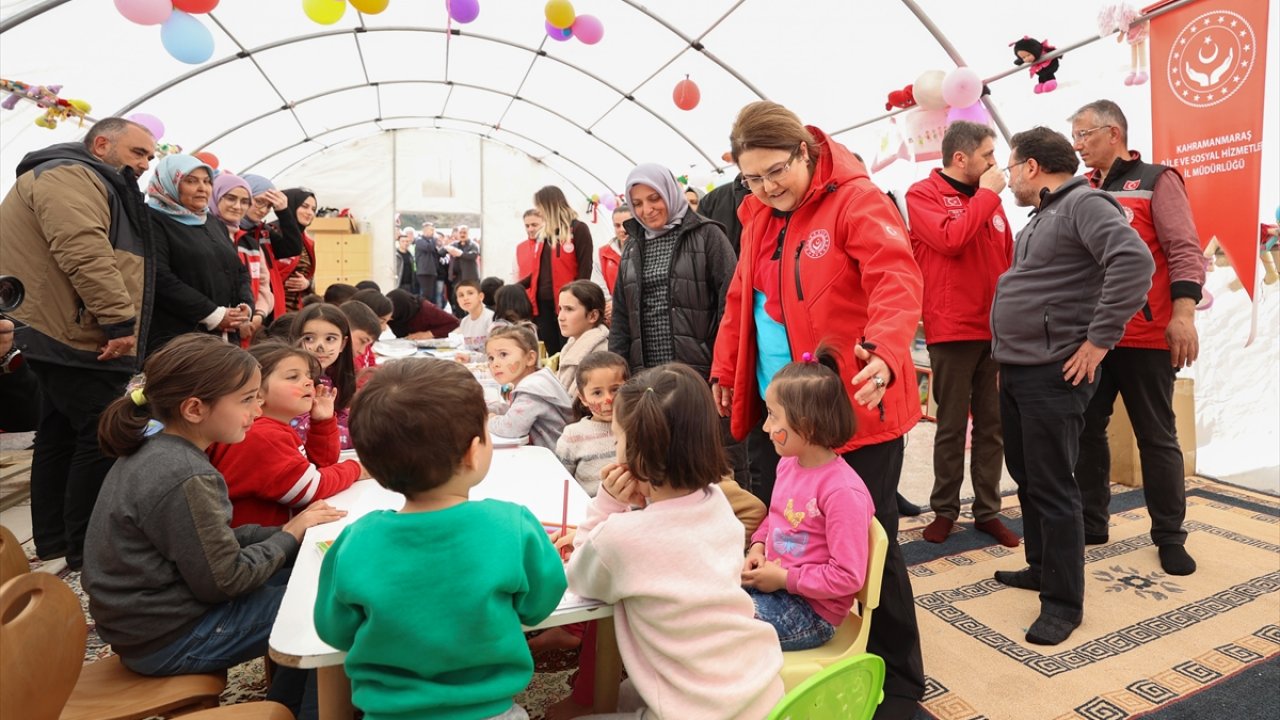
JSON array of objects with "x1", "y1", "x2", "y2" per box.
[
  {"x1": 252, "y1": 198, "x2": 274, "y2": 209},
  {"x1": 741, "y1": 148, "x2": 802, "y2": 190},
  {"x1": 221, "y1": 196, "x2": 252, "y2": 208},
  {"x1": 1071, "y1": 125, "x2": 1113, "y2": 142},
  {"x1": 1002, "y1": 160, "x2": 1028, "y2": 178}
]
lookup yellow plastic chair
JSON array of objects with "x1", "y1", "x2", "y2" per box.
[
  {"x1": 545, "y1": 352, "x2": 561, "y2": 372},
  {"x1": 779, "y1": 518, "x2": 888, "y2": 692},
  {"x1": 767, "y1": 653, "x2": 884, "y2": 720}
]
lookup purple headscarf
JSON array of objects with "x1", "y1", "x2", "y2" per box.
[{"x1": 208, "y1": 172, "x2": 253, "y2": 232}]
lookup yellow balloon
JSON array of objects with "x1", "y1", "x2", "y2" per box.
[
  {"x1": 303, "y1": 0, "x2": 346, "y2": 25},
  {"x1": 545, "y1": 0, "x2": 575, "y2": 29},
  {"x1": 69, "y1": 99, "x2": 92, "y2": 113},
  {"x1": 350, "y1": 0, "x2": 388, "y2": 13}
]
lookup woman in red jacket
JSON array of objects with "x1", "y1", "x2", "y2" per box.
[
  {"x1": 709, "y1": 101, "x2": 925, "y2": 720},
  {"x1": 276, "y1": 188, "x2": 318, "y2": 311},
  {"x1": 525, "y1": 185, "x2": 593, "y2": 355}
]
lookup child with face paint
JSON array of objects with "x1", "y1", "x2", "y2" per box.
[
  {"x1": 742, "y1": 348, "x2": 875, "y2": 651},
  {"x1": 210, "y1": 341, "x2": 363, "y2": 528},
  {"x1": 485, "y1": 324, "x2": 574, "y2": 451},
  {"x1": 555, "y1": 351, "x2": 629, "y2": 496},
  {"x1": 290, "y1": 303, "x2": 358, "y2": 449}
]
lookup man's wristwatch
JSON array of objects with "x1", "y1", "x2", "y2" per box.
[{"x1": 0, "y1": 347, "x2": 23, "y2": 374}]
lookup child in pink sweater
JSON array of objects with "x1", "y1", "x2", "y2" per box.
[
  {"x1": 566, "y1": 363, "x2": 784, "y2": 720},
  {"x1": 742, "y1": 350, "x2": 875, "y2": 651}
]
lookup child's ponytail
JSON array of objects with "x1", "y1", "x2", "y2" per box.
[
  {"x1": 771, "y1": 346, "x2": 856, "y2": 450},
  {"x1": 613, "y1": 363, "x2": 729, "y2": 491},
  {"x1": 98, "y1": 379, "x2": 153, "y2": 458}
]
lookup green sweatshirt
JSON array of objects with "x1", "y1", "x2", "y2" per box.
[{"x1": 315, "y1": 499, "x2": 567, "y2": 720}]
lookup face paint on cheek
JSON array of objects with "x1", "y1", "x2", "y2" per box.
[{"x1": 770, "y1": 428, "x2": 789, "y2": 447}]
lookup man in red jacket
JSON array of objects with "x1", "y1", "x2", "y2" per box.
[
  {"x1": 906, "y1": 121, "x2": 1018, "y2": 548},
  {"x1": 1069, "y1": 100, "x2": 1203, "y2": 576}
]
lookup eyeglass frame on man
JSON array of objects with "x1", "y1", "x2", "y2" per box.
[
  {"x1": 740, "y1": 146, "x2": 804, "y2": 190},
  {"x1": 1071, "y1": 125, "x2": 1113, "y2": 142},
  {"x1": 1002, "y1": 159, "x2": 1029, "y2": 178}
]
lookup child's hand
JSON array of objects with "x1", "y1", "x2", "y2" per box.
[
  {"x1": 311, "y1": 384, "x2": 336, "y2": 422},
  {"x1": 356, "y1": 461, "x2": 371, "y2": 480},
  {"x1": 742, "y1": 543, "x2": 766, "y2": 575},
  {"x1": 741, "y1": 558, "x2": 787, "y2": 592},
  {"x1": 282, "y1": 500, "x2": 347, "y2": 541},
  {"x1": 550, "y1": 528, "x2": 577, "y2": 562},
  {"x1": 600, "y1": 463, "x2": 645, "y2": 507}
]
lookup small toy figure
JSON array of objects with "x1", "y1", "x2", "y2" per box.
[
  {"x1": 885, "y1": 84, "x2": 916, "y2": 111},
  {"x1": 1098, "y1": 3, "x2": 1149, "y2": 86},
  {"x1": 1011, "y1": 37, "x2": 1061, "y2": 94}
]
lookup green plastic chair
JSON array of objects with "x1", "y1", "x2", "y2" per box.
[{"x1": 766, "y1": 653, "x2": 885, "y2": 720}]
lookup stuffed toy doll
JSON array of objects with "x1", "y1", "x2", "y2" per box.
[{"x1": 1011, "y1": 36, "x2": 1060, "y2": 93}]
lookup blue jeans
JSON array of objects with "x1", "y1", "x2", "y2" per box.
[
  {"x1": 746, "y1": 587, "x2": 835, "y2": 651},
  {"x1": 123, "y1": 570, "x2": 290, "y2": 676}
]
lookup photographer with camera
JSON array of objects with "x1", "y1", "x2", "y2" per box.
[
  {"x1": 0, "y1": 117, "x2": 156, "y2": 570},
  {"x1": 1, "y1": 302, "x2": 39, "y2": 432}
]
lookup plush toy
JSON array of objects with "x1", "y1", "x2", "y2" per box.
[
  {"x1": 1011, "y1": 37, "x2": 1061, "y2": 94},
  {"x1": 885, "y1": 84, "x2": 916, "y2": 111},
  {"x1": 0, "y1": 78, "x2": 92, "y2": 129},
  {"x1": 1098, "y1": 3, "x2": 1149, "y2": 86}
]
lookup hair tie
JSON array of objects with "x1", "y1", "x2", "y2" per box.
[
  {"x1": 130, "y1": 387, "x2": 147, "y2": 406},
  {"x1": 801, "y1": 352, "x2": 815, "y2": 363}
]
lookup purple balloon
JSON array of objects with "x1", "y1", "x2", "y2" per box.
[
  {"x1": 572, "y1": 14, "x2": 603, "y2": 44},
  {"x1": 946, "y1": 101, "x2": 991, "y2": 126},
  {"x1": 128, "y1": 112, "x2": 165, "y2": 140},
  {"x1": 446, "y1": 0, "x2": 479, "y2": 24},
  {"x1": 545, "y1": 20, "x2": 573, "y2": 41}
]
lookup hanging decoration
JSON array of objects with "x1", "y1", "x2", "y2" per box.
[
  {"x1": 901, "y1": 107, "x2": 948, "y2": 162},
  {"x1": 445, "y1": 0, "x2": 479, "y2": 24},
  {"x1": 571, "y1": 14, "x2": 604, "y2": 44},
  {"x1": 946, "y1": 101, "x2": 991, "y2": 126},
  {"x1": 544, "y1": 0, "x2": 575, "y2": 30},
  {"x1": 1097, "y1": 3, "x2": 1149, "y2": 86},
  {"x1": 154, "y1": 142, "x2": 184, "y2": 160},
  {"x1": 599, "y1": 192, "x2": 618, "y2": 211},
  {"x1": 193, "y1": 151, "x2": 220, "y2": 169},
  {"x1": 160, "y1": 11, "x2": 214, "y2": 64},
  {"x1": 884, "y1": 84, "x2": 915, "y2": 111},
  {"x1": 114, "y1": 0, "x2": 172, "y2": 25},
  {"x1": 870, "y1": 116, "x2": 909, "y2": 173},
  {"x1": 545, "y1": 20, "x2": 572, "y2": 41},
  {"x1": 173, "y1": 0, "x2": 218, "y2": 12},
  {"x1": 941, "y1": 67, "x2": 983, "y2": 108},
  {"x1": 127, "y1": 112, "x2": 166, "y2": 139},
  {"x1": 0, "y1": 79, "x2": 93, "y2": 129},
  {"x1": 673, "y1": 75, "x2": 700, "y2": 111},
  {"x1": 350, "y1": 0, "x2": 389, "y2": 13},
  {"x1": 912, "y1": 70, "x2": 947, "y2": 110},
  {"x1": 303, "y1": 0, "x2": 347, "y2": 25},
  {"x1": 1011, "y1": 36, "x2": 1062, "y2": 93}
]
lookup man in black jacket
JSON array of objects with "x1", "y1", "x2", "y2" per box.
[{"x1": 414, "y1": 223, "x2": 441, "y2": 306}]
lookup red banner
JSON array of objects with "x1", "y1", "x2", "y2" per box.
[{"x1": 1147, "y1": 0, "x2": 1269, "y2": 299}]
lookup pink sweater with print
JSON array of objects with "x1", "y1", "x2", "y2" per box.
[
  {"x1": 751, "y1": 455, "x2": 874, "y2": 626},
  {"x1": 567, "y1": 485, "x2": 784, "y2": 720}
]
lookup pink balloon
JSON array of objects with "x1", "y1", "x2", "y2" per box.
[
  {"x1": 572, "y1": 14, "x2": 604, "y2": 44},
  {"x1": 941, "y1": 67, "x2": 983, "y2": 109},
  {"x1": 545, "y1": 20, "x2": 573, "y2": 41},
  {"x1": 128, "y1": 112, "x2": 165, "y2": 139},
  {"x1": 114, "y1": 0, "x2": 171, "y2": 25},
  {"x1": 600, "y1": 192, "x2": 618, "y2": 211},
  {"x1": 946, "y1": 101, "x2": 991, "y2": 126}
]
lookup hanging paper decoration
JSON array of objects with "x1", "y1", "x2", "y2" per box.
[
  {"x1": 160, "y1": 10, "x2": 214, "y2": 64},
  {"x1": 572, "y1": 14, "x2": 603, "y2": 44},
  {"x1": 127, "y1": 112, "x2": 166, "y2": 139},
  {"x1": 941, "y1": 67, "x2": 983, "y2": 108},
  {"x1": 544, "y1": 0, "x2": 575, "y2": 30},
  {"x1": 446, "y1": 0, "x2": 479, "y2": 24},
  {"x1": 673, "y1": 76, "x2": 700, "y2": 111},
  {"x1": 193, "y1": 151, "x2": 220, "y2": 169},
  {"x1": 173, "y1": 0, "x2": 219, "y2": 12},
  {"x1": 303, "y1": 0, "x2": 347, "y2": 25},
  {"x1": 871, "y1": 116, "x2": 910, "y2": 173},
  {"x1": 0, "y1": 79, "x2": 94, "y2": 129},
  {"x1": 114, "y1": 0, "x2": 172, "y2": 25},
  {"x1": 901, "y1": 107, "x2": 948, "y2": 162}
]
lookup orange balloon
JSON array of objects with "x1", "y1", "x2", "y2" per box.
[
  {"x1": 673, "y1": 77, "x2": 700, "y2": 111},
  {"x1": 193, "y1": 151, "x2": 220, "y2": 169}
]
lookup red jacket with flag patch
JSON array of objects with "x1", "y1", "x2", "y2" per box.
[
  {"x1": 210, "y1": 415, "x2": 360, "y2": 528},
  {"x1": 711, "y1": 127, "x2": 923, "y2": 454}
]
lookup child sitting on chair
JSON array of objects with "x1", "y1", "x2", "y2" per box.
[
  {"x1": 315, "y1": 359, "x2": 567, "y2": 720},
  {"x1": 743, "y1": 349, "x2": 874, "y2": 651}
]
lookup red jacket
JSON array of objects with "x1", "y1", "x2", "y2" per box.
[
  {"x1": 905, "y1": 170, "x2": 1012, "y2": 344},
  {"x1": 209, "y1": 415, "x2": 360, "y2": 528},
  {"x1": 514, "y1": 239, "x2": 536, "y2": 282},
  {"x1": 526, "y1": 219, "x2": 592, "y2": 316},
  {"x1": 711, "y1": 127, "x2": 924, "y2": 453},
  {"x1": 599, "y1": 241, "x2": 622, "y2": 295}
]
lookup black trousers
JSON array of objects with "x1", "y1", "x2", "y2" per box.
[
  {"x1": 534, "y1": 298, "x2": 566, "y2": 355},
  {"x1": 27, "y1": 359, "x2": 130, "y2": 566},
  {"x1": 1074, "y1": 348, "x2": 1187, "y2": 545},
  {"x1": 1000, "y1": 362, "x2": 1098, "y2": 622},
  {"x1": 748, "y1": 426, "x2": 926, "y2": 708},
  {"x1": 0, "y1": 362, "x2": 40, "y2": 432}
]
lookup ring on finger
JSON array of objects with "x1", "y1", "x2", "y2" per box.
[{"x1": 872, "y1": 375, "x2": 886, "y2": 389}]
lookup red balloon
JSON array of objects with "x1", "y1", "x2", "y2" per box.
[
  {"x1": 193, "y1": 151, "x2": 220, "y2": 169},
  {"x1": 673, "y1": 77, "x2": 700, "y2": 111},
  {"x1": 173, "y1": 0, "x2": 219, "y2": 12}
]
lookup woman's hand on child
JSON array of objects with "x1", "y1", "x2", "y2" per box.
[
  {"x1": 550, "y1": 528, "x2": 577, "y2": 562},
  {"x1": 311, "y1": 384, "x2": 336, "y2": 422},
  {"x1": 600, "y1": 463, "x2": 646, "y2": 507},
  {"x1": 282, "y1": 500, "x2": 347, "y2": 541}
]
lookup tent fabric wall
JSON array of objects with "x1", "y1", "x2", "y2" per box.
[{"x1": 0, "y1": 0, "x2": 1276, "y2": 489}]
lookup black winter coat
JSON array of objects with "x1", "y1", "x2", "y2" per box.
[
  {"x1": 608, "y1": 211, "x2": 736, "y2": 379},
  {"x1": 149, "y1": 211, "x2": 253, "y2": 351}
]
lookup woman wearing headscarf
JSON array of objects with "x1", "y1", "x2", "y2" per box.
[
  {"x1": 523, "y1": 185, "x2": 593, "y2": 355},
  {"x1": 386, "y1": 288, "x2": 460, "y2": 340},
  {"x1": 684, "y1": 184, "x2": 705, "y2": 214},
  {"x1": 275, "y1": 188, "x2": 318, "y2": 311},
  {"x1": 147, "y1": 155, "x2": 253, "y2": 351},
  {"x1": 208, "y1": 172, "x2": 272, "y2": 344},
  {"x1": 608, "y1": 163, "x2": 736, "y2": 380},
  {"x1": 240, "y1": 174, "x2": 303, "y2": 320},
  {"x1": 709, "y1": 101, "x2": 925, "y2": 720}
]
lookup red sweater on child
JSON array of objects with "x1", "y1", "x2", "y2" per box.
[{"x1": 210, "y1": 415, "x2": 360, "y2": 527}]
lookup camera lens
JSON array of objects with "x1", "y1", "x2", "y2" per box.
[{"x1": 0, "y1": 276, "x2": 24, "y2": 313}]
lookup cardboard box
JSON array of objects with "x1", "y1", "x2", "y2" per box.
[
  {"x1": 309, "y1": 216, "x2": 357, "y2": 234},
  {"x1": 1107, "y1": 377, "x2": 1196, "y2": 486}
]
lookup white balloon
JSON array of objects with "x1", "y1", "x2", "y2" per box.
[{"x1": 914, "y1": 70, "x2": 948, "y2": 111}]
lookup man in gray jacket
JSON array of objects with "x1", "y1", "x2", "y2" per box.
[{"x1": 989, "y1": 127, "x2": 1153, "y2": 646}]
